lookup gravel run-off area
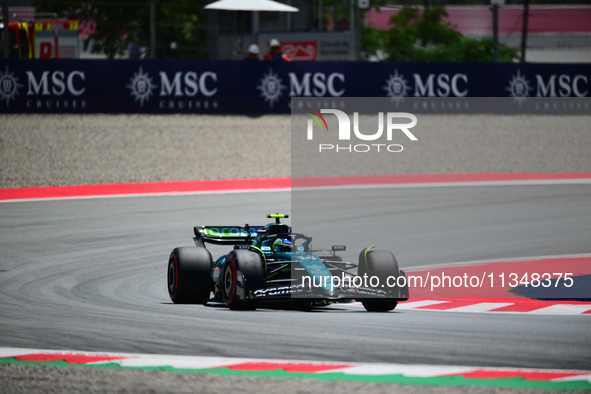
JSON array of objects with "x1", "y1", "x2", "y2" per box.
[{"x1": 1, "y1": 114, "x2": 590, "y2": 188}]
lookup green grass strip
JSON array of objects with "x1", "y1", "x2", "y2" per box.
[{"x1": 1, "y1": 358, "x2": 589, "y2": 390}]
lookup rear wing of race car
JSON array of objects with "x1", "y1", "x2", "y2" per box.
[
  {"x1": 194, "y1": 214, "x2": 290, "y2": 247},
  {"x1": 194, "y1": 225, "x2": 264, "y2": 246}
]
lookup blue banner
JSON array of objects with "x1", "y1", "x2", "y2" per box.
[{"x1": 0, "y1": 59, "x2": 589, "y2": 114}]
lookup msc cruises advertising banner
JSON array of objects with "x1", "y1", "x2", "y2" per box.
[{"x1": 0, "y1": 59, "x2": 589, "y2": 114}]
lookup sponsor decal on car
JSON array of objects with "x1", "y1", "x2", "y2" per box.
[
  {"x1": 204, "y1": 227, "x2": 250, "y2": 237},
  {"x1": 253, "y1": 286, "x2": 293, "y2": 297},
  {"x1": 212, "y1": 267, "x2": 221, "y2": 282}
]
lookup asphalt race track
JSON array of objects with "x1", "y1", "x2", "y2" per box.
[{"x1": 1, "y1": 183, "x2": 590, "y2": 371}]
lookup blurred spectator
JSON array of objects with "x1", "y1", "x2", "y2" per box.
[
  {"x1": 336, "y1": 18, "x2": 349, "y2": 31},
  {"x1": 128, "y1": 41, "x2": 139, "y2": 59},
  {"x1": 168, "y1": 41, "x2": 177, "y2": 59},
  {"x1": 243, "y1": 44, "x2": 260, "y2": 61},
  {"x1": 263, "y1": 39, "x2": 291, "y2": 62}
]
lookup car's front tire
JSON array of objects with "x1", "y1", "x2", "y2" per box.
[{"x1": 358, "y1": 247, "x2": 400, "y2": 312}]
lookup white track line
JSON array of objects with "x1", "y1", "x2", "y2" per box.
[
  {"x1": 528, "y1": 304, "x2": 591, "y2": 315},
  {"x1": 445, "y1": 302, "x2": 515, "y2": 313}
]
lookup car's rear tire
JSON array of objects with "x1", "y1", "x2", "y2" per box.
[
  {"x1": 222, "y1": 249, "x2": 265, "y2": 310},
  {"x1": 358, "y1": 247, "x2": 399, "y2": 312},
  {"x1": 168, "y1": 247, "x2": 213, "y2": 304}
]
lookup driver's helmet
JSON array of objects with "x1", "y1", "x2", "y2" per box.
[{"x1": 272, "y1": 238, "x2": 293, "y2": 253}]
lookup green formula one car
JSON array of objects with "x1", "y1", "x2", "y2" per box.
[{"x1": 167, "y1": 214, "x2": 409, "y2": 312}]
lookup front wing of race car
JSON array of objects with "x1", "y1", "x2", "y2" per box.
[{"x1": 236, "y1": 270, "x2": 410, "y2": 304}]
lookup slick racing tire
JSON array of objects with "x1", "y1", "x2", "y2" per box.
[
  {"x1": 358, "y1": 247, "x2": 400, "y2": 312},
  {"x1": 168, "y1": 247, "x2": 213, "y2": 304},
  {"x1": 222, "y1": 249, "x2": 265, "y2": 310}
]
